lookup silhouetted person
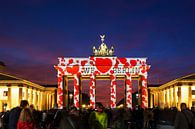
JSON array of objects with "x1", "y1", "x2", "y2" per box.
[
  {"x1": 174, "y1": 103, "x2": 194, "y2": 129},
  {"x1": 111, "y1": 108, "x2": 125, "y2": 129},
  {"x1": 17, "y1": 108, "x2": 36, "y2": 129},
  {"x1": 88, "y1": 102, "x2": 108, "y2": 129},
  {"x1": 29, "y1": 104, "x2": 42, "y2": 128},
  {"x1": 58, "y1": 109, "x2": 76, "y2": 129},
  {"x1": 133, "y1": 105, "x2": 144, "y2": 129},
  {"x1": 8, "y1": 100, "x2": 29, "y2": 129}
]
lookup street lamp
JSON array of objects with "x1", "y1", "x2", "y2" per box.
[{"x1": 69, "y1": 93, "x2": 73, "y2": 109}]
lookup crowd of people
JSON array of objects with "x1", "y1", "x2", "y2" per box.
[{"x1": 0, "y1": 100, "x2": 195, "y2": 129}]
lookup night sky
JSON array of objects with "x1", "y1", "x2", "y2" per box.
[{"x1": 1, "y1": 1, "x2": 195, "y2": 91}]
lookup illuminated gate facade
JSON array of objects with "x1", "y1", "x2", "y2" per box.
[{"x1": 55, "y1": 35, "x2": 150, "y2": 109}]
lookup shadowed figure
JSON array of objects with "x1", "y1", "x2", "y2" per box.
[
  {"x1": 88, "y1": 102, "x2": 108, "y2": 129},
  {"x1": 17, "y1": 108, "x2": 36, "y2": 129},
  {"x1": 57, "y1": 108, "x2": 79, "y2": 129},
  {"x1": 174, "y1": 103, "x2": 194, "y2": 129},
  {"x1": 8, "y1": 100, "x2": 29, "y2": 129}
]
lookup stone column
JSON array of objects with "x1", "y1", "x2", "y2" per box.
[
  {"x1": 46, "y1": 93, "x2": 49, "y2": 110},
  {"x1": 178, "y1": 87, "x2": 181, "y2": 109},
  {"x1": 162, "y1": 90, "x2": 165, "y2": 108},
  {"x1": 45, "y1": 93, "x2": 47, "y2": 110},
  {"x1": 173, "y1": 86, "x2": 176, "y2": 107},
  {"x1": 54, "y1": 89, "x2": 57, "y2": 108},
  {"x1": 126, "y1": 73, "x2": 132, "y2": 108},
  {"x1": 165, "y1": 89, "x2": 168, "y2": 108},
  {"x1": 189, "y1": 86, "x2": 192, "y2": 109},
  {"x1": 159, "y1": 91, "x2": 162, "y2": 108},
  {"x1": 155, "y1": 92, "x2": 159, "y2": 107},
  {"x1": 10, "y1": 86, "x2": 19, "y2": 108},
  {"x1": 73, "y1": 74, "x2": 80, "y2": 108},
  {"x1": 24, "y1": 86, "x2": 28, "y2": 100},
  {"x1": 40, "y1": 91, "x2": 44, "y2": 110},
  {"x1": 79, "y1": 76, "x2": 82, "y2": 109},
  {"x1": 29, "y1": 88, "x2": 33, "y2": 104},
  {"x1": 18, "y1": 87, "x2": 23, "y2": 104},
  {"x1": 138, "y1": 77, "x2": 142, "y2": 106},
  {"x1": 48, "y1": 93, "x2": 50, "y2": 109},
  {"x1": 154, "y1": 93, "x2": 156, "y2": 107},
  {"x1": 48, "y1": 93, "x2": 51, "y2": 109},
  {"x1": 7, "y1": 86, "x2": 11, "y2": 110},
  {"x1": 90, "y1": 74, "x2": 96, "y2": 109},
  {"x1": 110, "y1": 74, "x2": 117, "y2": 108},
  {"x1": 36, "y1": 91, "x2": 40, "y2": 110},
  {"x1": 141, "y1": 75, "x2": 148, "y2": 109},
  {"x1": 150, "y1": 93, "x2": 153, "y2": 108},
  {"x1": 63, "y1": 76, "x2": 68, "y2": 108},
  {"x1": 41, "y1": 91, "x2": 44, "y2": 110},
  {"x1": 36, "y1": 90, "x2": 38, "y2": 108},
  {"x1": 57, "y1": 74, "x2": 64, "y2": 109},
  {"x1": 169, "y1": 88, "x2": 172, "y2": 107},
  {"x1": 158, "y1": 92, "x2": 160, "y2": 107},
  {"x1": 32, "y1": 89, "x2": 36, "y2": 106},
  {"x1": 174, "y1": 86, "x2": 178, "y2": 107},
  {"x1": 50, "y1": 93, "x2": 52, "y2": 109},
  {"x1": 52, "y1": 93, "x2": 55, "y2": 108},
  {"x1": 165, "y1": 89, "x2": 167, "y2": 107}
]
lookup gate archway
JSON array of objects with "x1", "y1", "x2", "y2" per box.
[{"x1": 55, "y1": 35, "x2": 150, "y2": 109}]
